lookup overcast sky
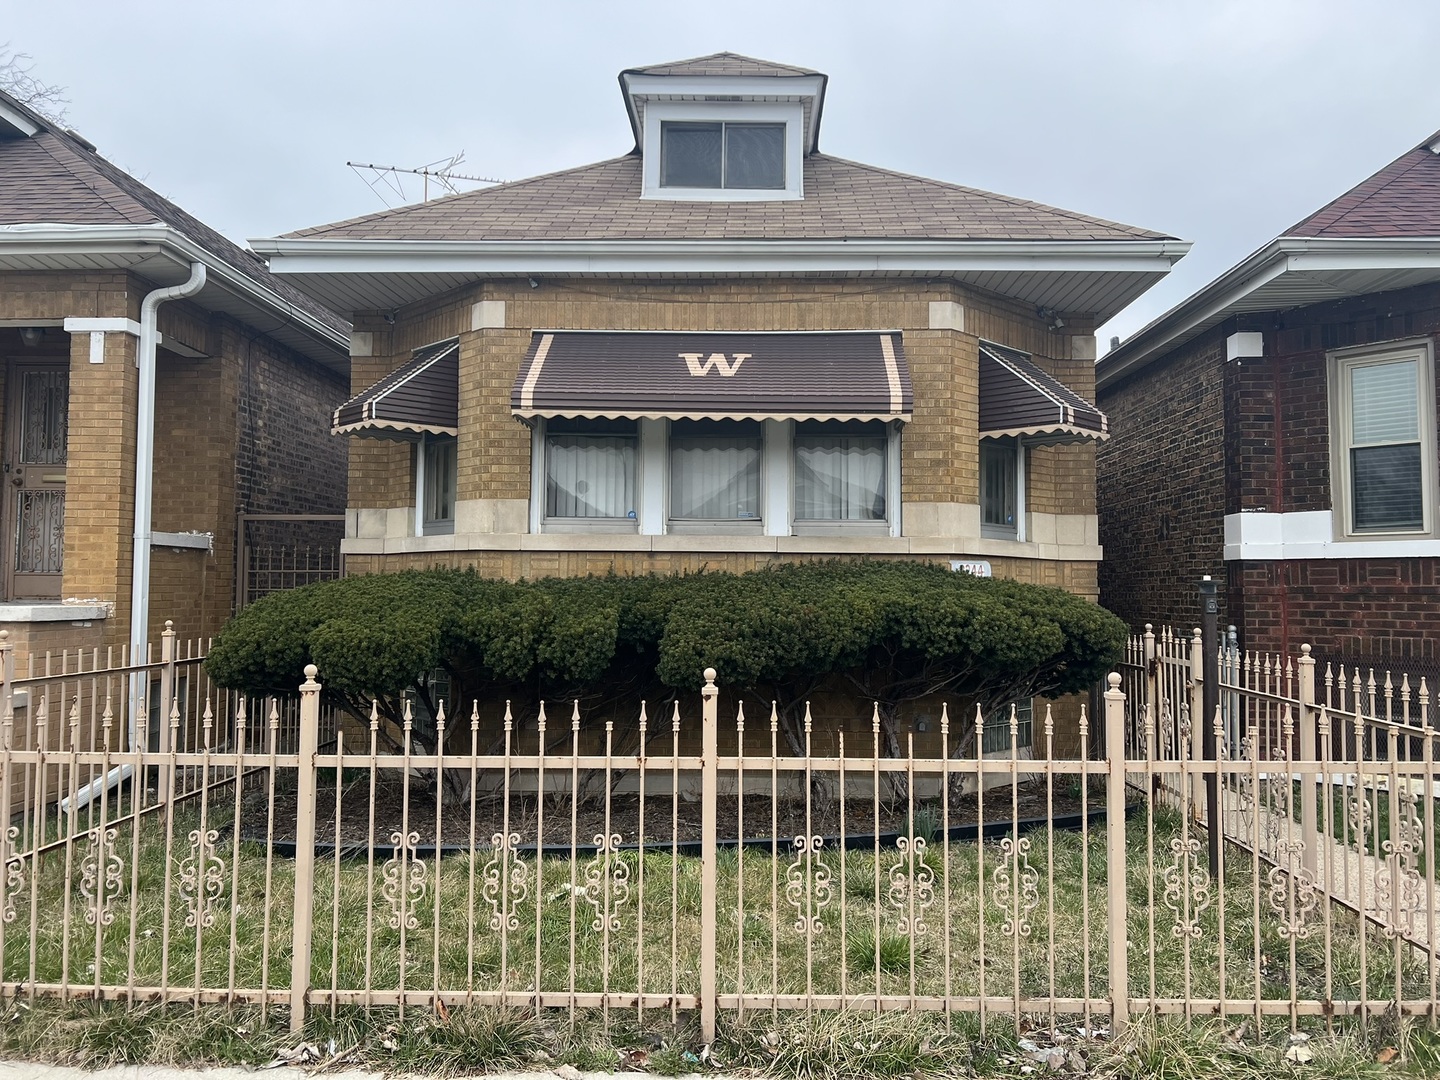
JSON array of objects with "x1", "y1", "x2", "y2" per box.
[{"x1": 8, "y1": 0, "x2": 1440, "y2": 350}]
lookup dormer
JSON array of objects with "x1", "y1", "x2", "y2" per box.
[{"x1": 619, "y1": 52, "x2": 827, "y2": 202}]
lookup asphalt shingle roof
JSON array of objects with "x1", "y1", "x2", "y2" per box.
[
  {"x1": 1287, "y1": 132, "x2": 1440, "y2": 239},
  {"x1": 624, "y1": 52, "x2": 821, "y2": 78},
  {"x1": 286, "y1": 153, "x2": 1173, "y2": 243},
  {"x1": 0, "y1": 117, "x2": 348, "y2": 335}
]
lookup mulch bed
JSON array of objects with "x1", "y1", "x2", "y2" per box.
[{"x1": 241, "y1": 777, "x2": 1105, "y2": 853}]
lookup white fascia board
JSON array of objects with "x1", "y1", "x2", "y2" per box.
[
  {"x1": 0, "y1": 223, "x2": 348, "y2": 356},
  {"x1": 251, "y1": 237, "x2": 1190, "y2": 278},
  {"x1": 622, "y1": 74, "x2": 825, "y2": 99},
  {"x1": 0, "y1": 99, "x2": 40, "y2": 137}
]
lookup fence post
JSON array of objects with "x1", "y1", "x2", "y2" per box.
[
  {"x1": 1142, "y1": 625, "x2": 1157, "y2": 764},
  {"x1": 1103, "y1": 672, "x2": 1129, "y2": 1035},
  {"x1": 1297, "y1": 644, "x2": 1318, "y2": 877},
  {"x1": 1189, "y1": 628, "x2": 1205, "y2": 817},
  {"x1": 0, "y1": 631, "x2": 12, "y2": 734},
  {"x1": 699, "y1": 667, "x2": 719, "y2": 1046},
  {"x1": 289, "y1": 664, "x2": 321, "y2": 1034}
]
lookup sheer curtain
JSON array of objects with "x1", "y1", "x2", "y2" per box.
[
  {"x1": 670, "y1": 420, "x2": 762, "y2": 520},
  {"x1": 545, "y1": 420, "x2": 636, "y2": 519},
  {"x1": 794, "y1": 431, "x2": 886, "y2": 520}
]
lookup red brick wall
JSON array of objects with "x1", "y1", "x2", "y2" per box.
[
  {"x1": 1103, "y1": 281, "x2": 1440, "y2": 666},
  {"x1": 1097, "y1": 330, "x2": 1228, "y2": 633}
]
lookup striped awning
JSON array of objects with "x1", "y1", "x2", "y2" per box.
[
  {"x1": 511, "y1": 330, "x2": 911, "y2": 422},
  {"x1": 333, "y1": 338, "x2": 459, "y2": 439},
  {"x1": 978, "y1": 341, "x2": 1108, "y2": 442}
]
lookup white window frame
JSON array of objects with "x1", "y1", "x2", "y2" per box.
[
  {"x1": 789, "y1": 419, "x2": 900, "y2": 537},
  {"x1": 530, "y1": 418, "x2": 901, "y2": 537},
  {"x1": 1328, "y1": 339, "x2": 1437, "y2": 541},
  {"x1": 530, "y1": 419, "x2": 642, "y2": 535},
  {"x1": 979, "y1": 436, "x2": 1027, "y2": 542},
  {"x1": 641, "y1": 100, "x2": 804, "y2": 202},
  {"x1": 416, "y1": 434, "x2": 456, "y2": 537}
]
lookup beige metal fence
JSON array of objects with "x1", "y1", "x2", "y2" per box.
[{"x1": 1, "y1": 636, "x2": 1437, "y2": 1042}]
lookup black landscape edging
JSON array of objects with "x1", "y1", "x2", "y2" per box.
[{"x1": 246, "y1": 801, "x2": 1136, "y2": 861}]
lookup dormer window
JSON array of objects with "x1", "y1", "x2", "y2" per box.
[
  {"x1": 639, "y1": 100, "x2": 805, "y2": 202},
  {"x1": 660, "y1": 122, "x2": 785, "y2": 190}
]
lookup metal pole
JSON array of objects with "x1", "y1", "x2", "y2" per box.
[{"x1": 1199, "y1": 577, "x2": 1221, "y2": 877}]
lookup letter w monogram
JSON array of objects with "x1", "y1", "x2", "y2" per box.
[{"x1": 681, "y1": 352, "x2": 750, "y2": 377}]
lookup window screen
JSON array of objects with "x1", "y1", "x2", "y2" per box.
[
  {"x1": 1349, "y1": 359, "x2": 1423, "y2": 531},
  {"x1": 660, "y1": 121, "x2": 784, "y2": 190}
]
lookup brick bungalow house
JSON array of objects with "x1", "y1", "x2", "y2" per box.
[
  {"x1": 1097, "y1": 126, "x2": 1440, "y2": 671},
  {"x1": 253, "y1": 53, "x2": 1188, "y2": 746},
  {"x1": 0, "y1": 88, "x2": 351, "y2": 666}
]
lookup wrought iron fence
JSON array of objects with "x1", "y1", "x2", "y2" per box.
[{"x1": 1, "y1": 643, "x2": 1437, "y2": 1041}]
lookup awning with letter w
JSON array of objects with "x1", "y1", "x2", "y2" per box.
[{"x1": 510, "y1": 330, "x2": 912, "y2": 422}]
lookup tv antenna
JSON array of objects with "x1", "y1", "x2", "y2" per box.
[{"x1": 347, "y1": 152, "x2": 503, "y2": 206}]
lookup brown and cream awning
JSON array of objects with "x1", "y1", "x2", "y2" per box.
[
  {"x1": 511, "y1": 331, "x2": 911, "y2": 422},
  {"x1": 978, "y1": 341, "x2": 1108, "y2": 442},
  {"x1": 333, "y1": 338, "x2": 459, "y2": 438}
]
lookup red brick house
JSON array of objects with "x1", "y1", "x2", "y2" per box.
[{"x1": 1097, "y1": 127, "x2": 1440, "y2": 671}]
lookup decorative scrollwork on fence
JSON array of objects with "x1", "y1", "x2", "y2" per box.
[
  {"x1": 1375, "y1": 791, "x2": 1425, "y2": 939},
  {"x1": 785, "y1": 835, "x2": 833, "y2": 935},
  {"x1": 1162, "y1": 835, "x2": 1210, "y2": 939},
  {"x1": 0, "y1": 826, "x2": 23, "y2": 924},
  {"x1": 991, "y1": 835, "x2": 1039, "y2": 939},
  {"x1": 79, "y1": 827, "x2": 123, "y2": 928},
  {"x1": 1267, "y1": 840, "x2": 1318, "y2": 940},
  {"x1": 887, "y1": 835, "x2": 936, "y2": 935},
  {"x1": 381, "y1": 830, "x2": 427, "y2": 931},
  {"x1": 177, "y1": 828, "x2": 225, "y2": 930},
  {"x1": 582, "y1": 833, "x2": 630, "y2": 932},
  {"x1": 481, "y1": 831, "x2": 530, "y2": 932}
]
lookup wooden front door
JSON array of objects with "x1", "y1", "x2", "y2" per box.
[{"x1": 4, "y1": 365, "x2": 69, "y2": 600}]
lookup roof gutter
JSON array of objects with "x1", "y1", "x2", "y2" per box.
[
  {"x1": 1098, "y1": 236, "x2": 1440, "y2": 388},
  {"x1": 250, "y1": 235, "x2": 1191, "y2": 276},
  {"x1": 0, "y1": 223, "x2": 349, "y2": 358}
]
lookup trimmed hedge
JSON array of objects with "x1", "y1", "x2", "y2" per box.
[{"x1": 206, "y1": 561, "x2": 1125, "y2": 754}]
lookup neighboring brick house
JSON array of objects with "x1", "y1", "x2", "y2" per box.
[
  {"x1": 254, "y1": 53, "x2": 1187, "y2": 741},
  {"x1": 0, "y1": 89, "x2": 351, "y2": 664},
  {"x1": 1098, "y1": 126, "x2": 1440, "y2": 670}
]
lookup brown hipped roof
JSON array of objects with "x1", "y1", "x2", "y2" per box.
[
  {"x1": 287, "y1": 153, "x2": 1172, "y2": 243},
  {"x1": 1287, "y1": 131, "x2": 1440, "y2": 238},
  {"x1": 623, "y1": 52, "x2": 820, "y2": 78},
  {"x1": 0, "y1": 106, "x2": 347, "y2": 337},
  {"x1": 512, "y1": 331, "x2": 911, "y2": 422}
]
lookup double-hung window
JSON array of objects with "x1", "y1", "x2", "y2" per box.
[
  {"x1": 669, "y1": 419, "x2": 763, "y2": 527},
  {"x1": 419, "y1": 435, "x2": 456, "y2": 535},
  {"x1": 793, "y1": 420, "x2": 888, "y2": 523},
  {"x1": 544, "y1": 418, "x2": 638, "y2": 526},
  {"x1": 980, "y1": 436, "x2": 1023, "y2": 540},
  {"x1": 1330, "y1": 341, "x2": 1436, "y2": 538}
]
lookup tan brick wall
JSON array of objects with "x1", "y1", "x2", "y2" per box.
[{"x1": 350, "y1": 278, "x2": 1095, "y2": 518}]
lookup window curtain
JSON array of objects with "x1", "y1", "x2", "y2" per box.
[
  {"x1": 546, "y1": 434, "x2": 636, "y2": 518},
  {"x1": 794, "y1": 435, "x2": 886, "y2": 520},
  {"x1": 980, "y1": 439, "x2": 1017, "y2": 529},
  {"x1": 670, "y1": 423, "x2": 762, "y2": 519},
  {"x1": 423, "y1": 437, "x2": 456, "y2": 527}
]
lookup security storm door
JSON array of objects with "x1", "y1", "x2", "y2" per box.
[{"x1": 5, "y1": 365, "x2": 68, "y2": 600}]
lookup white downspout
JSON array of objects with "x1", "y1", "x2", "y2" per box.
[
  {"x1": 64, "y1": 262, "x2": 208, "y2": 816},
  {"x1": 128, "y1": 263, "x2": 206, "y2": 748}
]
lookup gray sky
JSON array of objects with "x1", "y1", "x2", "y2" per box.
[{"x1": 8, "y1": 0, "x2": 1440, "y2": 350}]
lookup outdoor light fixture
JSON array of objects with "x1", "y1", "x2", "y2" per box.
[
  {"x1": 528, "y1": 277, "x2": 541, "y2": 289},
  {"x1": 18, "y1": 327, "x2": 44, "y2": 347}
]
